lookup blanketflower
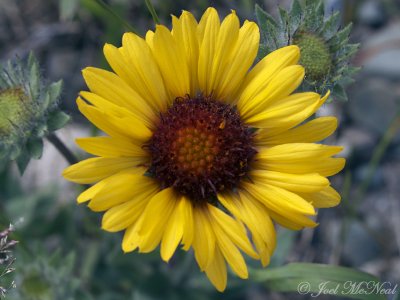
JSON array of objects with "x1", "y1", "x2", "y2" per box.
[{"x1": 63, "y1": 8, "x2": 344, "y2": 291}]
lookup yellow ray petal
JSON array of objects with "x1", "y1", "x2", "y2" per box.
[
  {"x1": 242, "y1": 185, "x2": 318, "y2": 229},
  {"x1": 122, "y1": 216, "x2": 144, "y2": 252},
  {"x1": 257, "y1": 143, "x2": 343, "y2": 161},
  {"x1": 208, "y1": 11, "x2": 240, "y2": 99},
  {"x1": 82, "y1": 67, "x2": 155, "y2": 126},
  {"x1": 244, "y1": 92, "x2": 320, "y2": 128},
  {"x1": 257, "y1": 116, "x2": 338, "y2": 146},
  {"x1": 101, "y1": 184, "x2": 157, "y2": 232},
  {"x1": 77, "y1": 98, "x2": 152, "y2": 143},
  {"x1": 76, "y1": 136, "x2": 147, "y2": 158},
  {"x1": 161, "y1": 196, "x2": 187, "y2": 262},
  {"x1": 242, "y1": 182, "x2": 316, "y2": 216},
  {"x1": 256, "y1": 143, "x2": 345, "y2": 177},
  {"x1": 197, "y1": 7, "x2": 220, "y2": 96},
  {"x1": 152, "y1": 25, "x2": 190, "y2": 99},
  {"x1": 239, "y1": 65, "x2": 305, "y2": 119},
  {"x1": 218, "y1": 192, "x2": 276, "y2": 266},
  {"x1": 266, "y1": 209, "x2": 317, "y2": 230},
  {"x1": 213, "y1": 227, "x2": 248, "y2": 279},
  {"x1": 76, "y1": 167, "x2": 146, "y2": 203},
  {"x1": 181, "y1": 196, "x2": 194, "y2": 251},
  {"x1": 145, "y1": 30, "x2": 154, "y2": 49},
  {"x1": 119, "y1": 33, "x2": 169, "y2": 112},
  {"x1": 299, "y1": 186, "x2": 341, "y2": 208},
  {"x1": 204, "y1": 247, "x2": 227, "y2": 292},
  {"x1": 88, "y1": 171, "x2": 158, "y2": 212},
  {"x1": 250, "y1": 170, "x2": 329, "y2": 193},
  {"x1": 207, "y1": 204, "x2": 258, "y2": 259},
  {"x1": 172, "y1": 11, "x2": 199, "y2": 97},
  {"x1": 198, "y1": 7, "x2": 219, "y2": 44},
  {"x1": 63, "y1": 157, "x2": 143, "y2": 184},
  {"x1": 138, "y1": 188, "x2": 179, "y2": 253},
  {"x1": 239, "y1": 45, "x2": 300, "y2": 98},
  {"x1": 76, "y1": 180, "x2": 106, "y2": 203},
  {"x1": 192, "y1": 206, "x2": 216, "y2": 270},
  {"x1": 215, "y1": 20, "x2": 259, "y2": 102}
]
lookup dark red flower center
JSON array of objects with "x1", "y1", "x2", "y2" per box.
[{"x1": 147, "y1": 95, "x2": 256, "y2": 203}]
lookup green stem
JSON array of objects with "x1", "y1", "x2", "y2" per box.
[
  {"x1": 145, "y1": 0, "x2": 160, "y2": 25},
  {"x1": 93, "y1": 0, "x2": 139, "y2": 34},
  {"x1": 47, "y1": 133, "x2": 78, "y2": 165}
]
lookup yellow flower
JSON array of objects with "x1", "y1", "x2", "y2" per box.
[{"x1": 63, "y1": 8, "x2": 344, "y2": 291}]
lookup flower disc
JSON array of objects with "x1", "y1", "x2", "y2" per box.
[{"x1": 148, "y1": 96, "x2": 256, "y2": 202}]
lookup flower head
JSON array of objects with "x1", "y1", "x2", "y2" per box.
[
  {"x1": 63, "y1": 8, "x2": 344, "y2": 291},
  {"x1": 256, "y1": 0, "x2": 360, "y2": 101},
  {"x1": 0, "y1": 54, "x2": 69, "y2": 173}
]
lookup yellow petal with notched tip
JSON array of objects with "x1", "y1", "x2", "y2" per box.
[
  {"x1": 138, "y1": 188, "x2": 179, "y2": 253},
  {"x1": 298, "y1": 186, "x2": 341, "y2": 208},
  {"x1": 160, "y1": 196, "x2": 187, "y2": 262},
  {"x1": 204, "y1": 247, "x2": 227, "y2": 292},
  {"x1": 192, "y1": 207, "x2": 216, "y2": 270}
]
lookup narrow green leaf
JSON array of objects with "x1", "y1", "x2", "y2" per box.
[
  {"x1": 46, "y1": 80, "x2": 63, "y2": 108},
  {"x1": 144, "y1": 0, "x2": 160, "y2": 25},
  {"x1": 291, "y1": 0, "x2": 303, "y2": 21},
  {"x1": 322, "y1": 11, "x2": 340, "y2": 40},
  {"x1": 47, "y1": 111, "x2": 70, "y2": 131},
  {"x1": 250, "y1": 263, "x2": 386, "y2": 300},
  {"x1": 290, "y1": 0, "x2": 303, "y2": 30},
  {"x1": 255, "y1": 4, "x2": 279, "y2": 48},
  {"x1": 255, "y1": 4, "x2": 278, "y2": 27},
  {"x1": 16, "y1": 151, "x2": 30, "y2": 175},
  {"x1": 28, "y1": 53, "x2": 40, "y2": 102},
  {"x1": 27, "y1": 138, "x2": 44, "y2": 159}
]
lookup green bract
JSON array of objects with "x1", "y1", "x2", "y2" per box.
[
  {"x1": 255, "y1": 0, "x2": 360, "y2": 101},
  {"x1": 0, "y1": 53, "x2": 69, "y2": 174}
]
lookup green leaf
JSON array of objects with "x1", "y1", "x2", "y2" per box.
[
  {"x1": 255, "y1": 4, "x2": 279, "y2": 46},
  {"x1": 28, "y1": 52, "x2": 40, "y2": 101},
  {"x1": 332, "y1": 84, "x2": 348, "y2": 101},
  {"x1": 16, "y1": 151, "x2": 30, "y2": 175},
  {"x1": 47, "y1": 80, "x2": 63, "y2": 107},
  {"x1": 27, "y1": 138, "x2": 44, "y2": 159},
  {"x1": 290, "y1": 0, "x2": 303, "y2": 31},
  {"x1": 250, "y1": 263, "x2": 386, "y2": 300},
  {"x1": 47, "y1": 111, "x2": 70, "y2": 131},
  {"x1": 322, "y1": 11, "x2": 340, "y2": 40},
  {"x1": 291, "y1": 0, "x2": 303, "y2": 21}
]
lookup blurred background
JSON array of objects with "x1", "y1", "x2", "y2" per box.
[{"x1": 0, "y1": 0, "x2": 400, "y2": 299}]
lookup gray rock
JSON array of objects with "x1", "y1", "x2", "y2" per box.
[
  {"x1": 337, "y1": 126, "x2": 375, "y2": 159},
  {"x1": 362, "y1": 22, "x2": 400, "y2": 79},
  {"x1": 348, "y1": 78, "x2": 399, "y2": 135}
]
